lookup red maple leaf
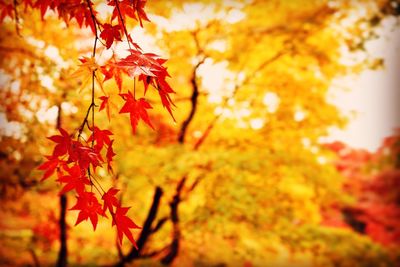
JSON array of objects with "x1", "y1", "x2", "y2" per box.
[
  {"x1": 116, "y1": 50, "x2": 176, "y2": 121},
  {"x1": 99, "y1": 95, "x2": 109, "y2": 111},
  {"x1": 119, "y1": 91, "x2": 154, "y2": 133},
  {"x1": 33, "y1": 0, "x2": 52, "y2": 19},
  {"x1": 37, "y1": 156, "x2": 65, "y2": 181},
  {"x1": 48, "y1": 128, "x2": 71, "y2": 157},
  {"x1": 57, "y1": 165, "x2": 91, "y2": 195},
  {"x1": 78, "y1": 146, "x2": 103, "y2": 171},
  {"x1": 113, "y1": 206, "x2": 140, "y2": 247},
  {"x1": 132, "y1": 0, "x2": 150, "y2": 27},
  {"x1": 0, "y1": 3, "x2": 14, "y2": 22},
  {"x1": 72, "y1": 2, "x2": 96, "y2": 34},
  {"x1": 109, "y1": 0, "x2": 136, "y2": 22},
  {"x1": 106, "y1": 140, "x2": 116, "y2": 173},
  {"x1": 109, "y1": 0, "x2": 150, "y2": 28},
  {"x1": 101, "y1": 62, "x2": 125, "y2": 92},
  {"x1": 102, "y1": 187, "x2": 120, "y2": 213},
  {"x1": 87, "y1": 126, "x2": 113, "y2": 152},
  {"x1": 116, "y1": 50, "x2": 165, "y2": 78},
  {"x1": 100, "y1": 23, "x2": 122, "y2": 49},
  {"x1": 68, "y1": 141, "x2": 103, "y2": 171},
  {"x1": 70, "y1": 191, "x2": 105, "y2": 230},
  {"x1": 99, "y1": 95, "x2": 112, "y2": 121}
]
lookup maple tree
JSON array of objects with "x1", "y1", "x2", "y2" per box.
[
  {"x1": 324, "y1": 130, "x2": 400, "y2": 247},
  {"x1": 1, "y1": 0, "x2": 175, "y2": 260},
  {"x1": 0, "y1": 0, "x2": 399, "y2": 266}
]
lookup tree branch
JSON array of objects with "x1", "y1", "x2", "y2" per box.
[
  {"x1": 116, "y1": 186, "x2": 164, "y2": 266},
  {"x1": 13, "y1": 0, "x2": 21, "y2": 36},
  {"x1": 151, "y1": 216, "x2": 168, "y2": 233},
  {"x1": 177, "y1": 59, "x2": 204, "y2": 144},
  {"x1": 160, "y1": 176, "x2": 187, "y2": 265},
  {"x1": 29, "y1": 248, "x2": 40, "y2": 267},
  {"x1": 114, "y1": 0, "x2": 134, "y2": 51},
  {"x1": 177, "y1": 31, "x2": 206, "y2": 144}
]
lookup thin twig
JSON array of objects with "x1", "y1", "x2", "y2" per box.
[
  {"x1": 114, "y1": 0, "x2": 133, "y2": 51},
  {"x1": 13, "y1": 0, "x2": 21, "y2": 36}
]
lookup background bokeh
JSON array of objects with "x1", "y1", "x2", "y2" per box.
[{"x1": 1, "y1": 1, "x2": 399, "y2": 266}]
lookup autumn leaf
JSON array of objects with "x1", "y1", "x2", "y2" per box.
[
  {"x1": 116, "y1": 51, "x2": 158, "y2": 78},
  {"x1": 70, "y1": 57, "x2": 105, "y2": 93},
  {"x1": 87, "y1": 126, "x2": 113, "y2": 152},
  {"x1": 99, "y1": 95, "x2": 115, "y2": 121},
  {"x1": 0, "y1": 3, "x2": 14, "y2": 22},
  {"x1": 113, "y1": 206, "x2": 141, "y2": 248},
  {"x1": 102, "y1": 187, "x2": 120, "y2": 213},
  {"x1": 109, "y1": 0, "x2": 150, "y2": 28},
  {"x1": 33, "y1": 0, "x2": 51, "y2": 20},
  {"x1": 77, "y1": 146, "x2": 103, "y2": 171},
  {"x1": 106, "y1": 140, "x2": 116, "y2": 173},
  {"x1": 109, "y1": 0, "x2": 136, "y2": 23},
  {"x1": 98, "y1": 94, "x2": 119, "y2": 122},
  {"x1": 48, "y1": 128, "x2": 71, "y2": 157},
  {"x1": 57, "y1": 165, "x2": 91, "y2": 195},
  {"x1": 70, "y1": 191, "x2": 105, "y2": 230},
  {"x1": 37, "y1": 156, "x2": 65, "y2": 181},
  {"x1": 101, "y1": 62, "x2": 125, "y2": 91},
  {"x1": 100, "y1": 23, "x2": 122, "y2": 49},
  {"x1": 68, "y1": 141, "x2": 103, "y2": 171},
  {"x1": 119, "y1": 91, "x2": 154, "y2": 133},
  {"x1": 72, "y1": 2, "x2": 96, "y2": 34},
  {"x1": 132, "y1": 0, "x2": 150, "y2": 27}
]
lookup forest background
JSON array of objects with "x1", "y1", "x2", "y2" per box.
[{"x1": 0, "y1": 0, "x2": 399, "y2": 266}]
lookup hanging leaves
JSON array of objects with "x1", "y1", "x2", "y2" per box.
[
  {"x1": 70, "y1": 57, "x2": 107, "y2": 94},
  {"x1": 47, "y1": 128, "x2": 71, "y2": 157},
  {"x1": 100, "y1": 23, "x2": 122, "y2": 49},
  {"x1": 57, "y1": 165, "x2": 91, "y2": 195},
  {"x1": 10, "y1": 0, "x2": 176, "y2": 248},
  {"x1": 70, "y1": 191, "x2": 105, "y2": 230},
  {"x1": 37, "y1": 156, "x2": 65, "y2": 182},
  {"x1": 101, "y1": 60, "x2": 125, "y2": 91},
  {"x1": 113, "y1": 206, "x2": 141, "y2": 248},
  {"x1": 102, "y1": 187, "x2": 120, "y2": 213},
  {"x1": 99, "y1": 95, "x2": 112, "y2": 121},
  {"x1": 108, "y1": 0, "x2": 150, "y2": 28},
  {"x1": 116, "y1": 50, "x2": 176, "y2": 120},
  {"x1": 119, "y1": 91, "x2": 154, "y2": 133}
]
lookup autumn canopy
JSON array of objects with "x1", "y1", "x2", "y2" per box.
[{"x1": 0, "y1": 0, "x2": 399, "y2": 266}]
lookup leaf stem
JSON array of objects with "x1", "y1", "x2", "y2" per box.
[
  {"x1": 13, "y1": 0, "x2": 21, "y2": 36},
  {"x1": 114, "y1": 0, "x2": 133, "y2": 51},
  {"x1": 83, "y1": 0, "x2": 99, "y2": 152}
]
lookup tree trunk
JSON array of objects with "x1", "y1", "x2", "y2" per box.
[
  {"x1": 56, "y1": 103, "x2": 68, "y2": 267},
  {"x1": 56, "y1": 194, "x2": 68, "y2": 267},
  {"x1": 160, "y1": 177, "x2": 186, "y2": 265}
]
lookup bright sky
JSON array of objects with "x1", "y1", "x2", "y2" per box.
[{"x1": 325, "y1": 17, "x2": 400, "y2": 151}]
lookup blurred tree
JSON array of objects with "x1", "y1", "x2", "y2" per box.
[
  {"x1": 0, "y1": 0, "x2": 399, "y2": 266},
  {"x1": 325, "y1": 130, "x2": 400, "y2": 252},
  {"x1": 114, "y1": 1, "x2": 400, "y2": 266}
]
